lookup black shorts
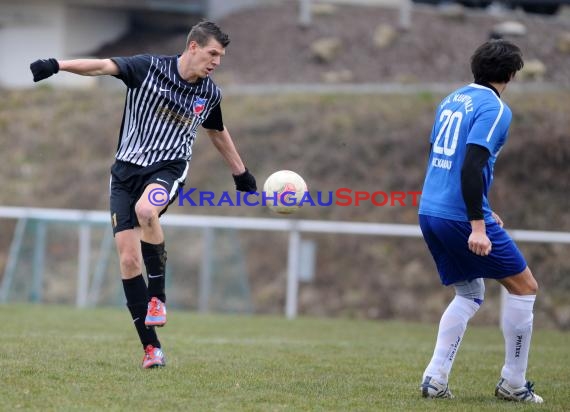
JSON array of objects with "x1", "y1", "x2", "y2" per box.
[{"x1": 109, "y1": 159, "x2": 188, "y2": 235}]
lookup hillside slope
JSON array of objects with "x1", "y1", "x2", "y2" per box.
[
  {"x1": 1, "y1": 88, "x2": 569, "y2": 328},
  {"x1": 2, "y1": 0, "x2": 570, "y2": 328},
  {"x1": 95, "y1": 1, "x2": 570, "y2": 86}
]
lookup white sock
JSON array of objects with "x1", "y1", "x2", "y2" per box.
[
  {"x1": 501, "y1": 293, "x2": 535, "y2": 388},
  {"x1": 423, "y1": 295, "x2": 480, "y2": 384}
]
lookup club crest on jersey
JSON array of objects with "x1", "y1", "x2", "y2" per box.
[{"x1": 193, "y1": 98, "x2": 207, "y2": 115}]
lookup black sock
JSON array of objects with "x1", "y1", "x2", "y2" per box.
[
  {"x1": 122, "y1": 275, "x2": 160, "y2": 349},
  {"x1": 141, "y1": 240, "x2": 167, "y2": 303}
]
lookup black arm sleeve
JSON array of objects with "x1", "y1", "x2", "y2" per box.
[
  {"x1": 461, "y1": 144, "x2": 491, "y2": 221},
  {"x1": 202, "y1": 103, "x2": 224, "y2": 131}
]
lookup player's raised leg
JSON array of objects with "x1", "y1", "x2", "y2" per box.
[
  {"x1": 136, "y1": 183, "x2": 168, "y2": 327},
  {"x1": 495, "y1": 267, "x2": 543, "y2": 403}
]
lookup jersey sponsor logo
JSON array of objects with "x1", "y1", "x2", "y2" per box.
[
  {"x1": 156, "y1": 105, "x2": 194, "y2": 126},
  {"x1": 193, "y1": 97, "x2": 207, "y2": 115}
]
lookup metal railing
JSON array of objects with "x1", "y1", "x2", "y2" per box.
[{"x1": 1, "y1": 206, "x2": 570, "y2": 318}]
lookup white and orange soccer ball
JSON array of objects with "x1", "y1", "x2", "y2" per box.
[{"x1": 263, "y1": 170, "x2": 308, "y2": 214}]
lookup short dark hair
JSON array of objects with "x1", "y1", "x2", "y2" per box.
[
  {"x1": 186, "y1": 21, "x2": 230, "y2": 49},
  {"x1": 470, "y1": 40, "x2": 524, "y2": 84}
]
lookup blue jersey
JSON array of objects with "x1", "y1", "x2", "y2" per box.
[{"x1": 419, "y1": 83, "x2": 512, "y2": 223}]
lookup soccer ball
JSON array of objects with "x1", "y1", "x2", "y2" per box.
[{"x1": 263, "y1": 170, "x2": 308, "y2": 214}]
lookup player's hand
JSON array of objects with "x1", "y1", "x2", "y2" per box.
[
  {"x1": 233, "y1": 169, "x2": 257, "y2": 192},
  {"x1": 468, "y1": 231, "x2": 492, "y2": 256},
  {"x1": 492, "y1": 211, "x2": 504, "y2": 228},
  {"x1": 30, "y1": 58, "x2": 59, "y2": 82}
]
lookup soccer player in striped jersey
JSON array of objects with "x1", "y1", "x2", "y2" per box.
[
  {"x1": 30, "y1": 21, "x2": 257, "y2": 369},
  {"x1": 418, "y1": 40, "x2": 543, "y2": 403}
]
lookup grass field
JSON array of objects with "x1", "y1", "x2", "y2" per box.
[{"x1": 1, "y1": 304, "x2": 568, "y2": 411}]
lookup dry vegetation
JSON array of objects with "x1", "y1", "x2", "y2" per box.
[
  {"x1": 2, "y1": 0, "x2": 570, "y2": 328},
  {"x1": 97, "y1": 1, "x2": 570, "y2": 86},
  {"x1": 1, "y1": 87, "x2": 569, "y2": 328}
]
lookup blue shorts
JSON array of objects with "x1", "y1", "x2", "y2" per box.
[{"x1": 419, "y1": 214, "x2": 527, "y2": 286}]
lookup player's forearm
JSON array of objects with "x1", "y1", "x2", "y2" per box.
[
  {"x1": 58, "y1": 59, "x2": 119, "y2": 76},
  {"x1": 208, "y1": 128, "x2": 246, "y2": 175},
  {"x1": 470, "y1": 219, "x2": 486, "y2": 233}
]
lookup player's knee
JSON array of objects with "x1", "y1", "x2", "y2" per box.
[
  {"x1": 120, "y1": 253, "x2": 141, "y2": 275},
  {"x1": 135, "y1": 203, "x2": 159, "y2": 226},
  {"x1": 454, "y1": 278, "x2": 485, "y2": 305},
  {"x1": 523, "y1": 277, "x2": 539, "y2": 295},
  {"x1": 503, "y1": 268, "x2": 539, "y2": 295},
  {"x1": 532, "y1": 278, "x2": 538, "y2": 295}
]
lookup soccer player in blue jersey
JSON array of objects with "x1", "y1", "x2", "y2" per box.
[
  {"x1": 418, "y1": 40, "x2": 543, "y2": 403},
  {"x1": 30, "y1": 21, "x2": 257, "y2": 368}
]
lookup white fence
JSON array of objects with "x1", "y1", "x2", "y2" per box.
[{"x1": 1, "y1": 206, "x2": 570, "y2": 318}]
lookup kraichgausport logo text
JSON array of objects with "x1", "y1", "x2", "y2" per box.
[{"x1": 147, "y1": 187, "x2": 421, "y2": 208}]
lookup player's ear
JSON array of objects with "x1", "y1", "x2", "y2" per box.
[{"x1": 188, "y1": 40, "x2": 199, "y2": 53}]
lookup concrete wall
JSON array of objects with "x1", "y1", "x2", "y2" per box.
[
  {"x1": 207, "y1": 0, "x2": 270, "y2": 19},
  {"x1": 64, "y1": 6, "x2": 129, "y2": 56},
  {"x1": 0, "y1": 0, "x2": 128, "y2": 88},
  {"x1": 0, "y1": 0, "x2": 272, "y2": 88},
  {"x1": 1, "y1": 1, "x2": 63, "y2": 88}
]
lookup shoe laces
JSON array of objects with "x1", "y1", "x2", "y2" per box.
[
  {"x1": 144, "y1": 345, "x2": 155, "y2": 359},
  {"x1": 524, "y1": 381, "x2": 536, "y2": 396},
  {"x1": 149, "y1": 298, "x2": 163, "y2": 316}
]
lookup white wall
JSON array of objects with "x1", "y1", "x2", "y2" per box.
[
  {"x1": 1, "y1": 1, "x2": 64, "y2": 88},
  {"x1": 0, "y1": 0, "x2": 128, "y2": 89},
  {"x1": 0, "y1": 0, "x2": 274, "y2": 88},
  {"x1": 64, "y1": 6, "x2": 128, "y2": 57}
]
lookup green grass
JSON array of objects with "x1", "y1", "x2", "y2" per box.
[{"x1": 1, "y1": 305, "x2": 568, "y2": 411}]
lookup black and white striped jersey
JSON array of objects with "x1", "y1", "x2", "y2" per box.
[{"x1": 111, "y1": 54, "x2": 224, "y2": 167}]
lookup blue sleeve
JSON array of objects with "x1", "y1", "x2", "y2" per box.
[
  {"x1": 466, "y1": 102, "x2": 512, "y2": 154},
  {"x1": 110, "y1": 55, "x2": 152, "y2": 88}
]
